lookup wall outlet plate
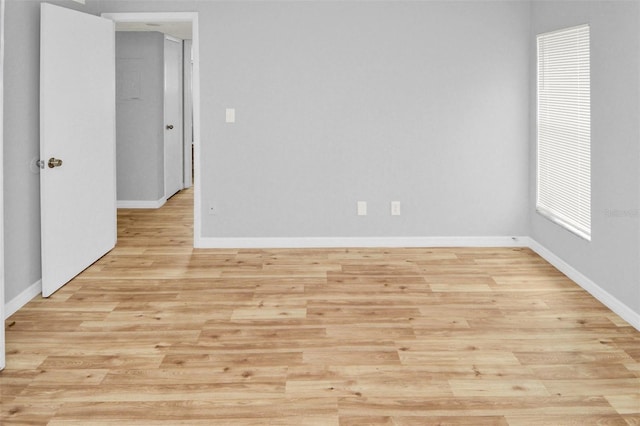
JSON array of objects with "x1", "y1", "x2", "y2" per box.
[
  {"x1": 391, "y1": 201, "x2": 401, "y2": 216},
  {"x1": 357, "y1": 201, "x2": 367, "y2": 216}
]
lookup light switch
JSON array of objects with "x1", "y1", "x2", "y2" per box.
[
  {"x1": 357, "y1": 201, "x2": 367, "y2": 216},
  {"x1": 225, "y1": 108, "x2": 235, "y2": 123}
]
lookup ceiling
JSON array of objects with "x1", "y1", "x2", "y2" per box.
[{"x1": 115, "y1": 22, "x2": 192, "y2": 40}]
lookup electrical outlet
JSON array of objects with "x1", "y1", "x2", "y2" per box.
[
  {"x1": 357, "y1": 201, "x2": 367, "y2": 216},
  {"x1": 391, "y1": 201, "x2": 401, "y2": 216}
]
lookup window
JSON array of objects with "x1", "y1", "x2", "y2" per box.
[{"x1": 537, "y1": 24, "x2": 591, "y2": 241}]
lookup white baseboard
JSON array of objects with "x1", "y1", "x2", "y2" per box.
[
  {"x1": 4, "y1": 279, "x2": 41, "y2": 319},
  {"x1": 195, "y1": 236, "x2": 529, "y2": 249},
  {"x1": 117, "y1": 197, "x2": 166, "y2": 209},
  {"x1": 528, "y1": 238, "x2": 640, "y2": 331}
]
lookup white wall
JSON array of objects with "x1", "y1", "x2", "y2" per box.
[
  {"x1": 529, "y1": 1, "x2": 640, "y2": 320},
  {"x1": 116, "y1": 31, "x2": 165, "y2": 203}
]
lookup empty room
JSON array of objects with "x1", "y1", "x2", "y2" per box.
[{"x1": 1, "y1": 0, "x2": 639, "y2": 424}]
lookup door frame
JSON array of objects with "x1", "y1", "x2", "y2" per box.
[
  {"x1": 183, "y1": 39, "x2": 193, "y2": 190},
  {"x1": 0, "y1": 0, "x2": 6, "y2": 370},
  {"x1": 101, "y1": 12, "x2": 201, "y2": 246}
]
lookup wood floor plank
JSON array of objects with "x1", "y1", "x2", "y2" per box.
[
  {"x1": 448, "y1": 379, "x2": 551, "y2": 397},
  {"x1": 505, "y1": 414, "x2": 630, "y2": 425},
  {"x1": 604, "y1": 394, "x2": 640, "y2": 416},
  {"x1": 51, "y1": 398, "x2": 339, "y2": 421},
  {"x1": 2, "y1": 187, "x2": 638, "y2": 424},
  {"x1": 337, "y1": 395, "x2": 622, "y2": 417},
  {"x1": 340, "y1": 415, "x2": 510, "y2": 425}
]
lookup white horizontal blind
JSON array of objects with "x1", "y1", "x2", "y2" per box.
[{"x1": 537, "y1": 24, "x2": 591, "y2": 240}]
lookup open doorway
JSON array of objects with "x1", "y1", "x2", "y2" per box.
[
  {"x1": 101, "y1": 12, "x2": 201, "y2": 246},
  {"x1": 112, "y1": 19, "x2": 191, "y2": 204}
]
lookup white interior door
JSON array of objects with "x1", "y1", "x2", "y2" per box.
[
  {"x1": 164, "y1": 35, "x2": 183, "y2": 199},
  {"x1": 40, "y1": 3, "x2": 116, "y2": 297}
]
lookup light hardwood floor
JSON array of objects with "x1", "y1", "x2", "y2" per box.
[{"x1": 2, "y1": 187, "x2": 639, "y2": 425}]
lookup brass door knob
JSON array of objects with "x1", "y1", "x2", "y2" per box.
[{"x1": 48, "y1": 158, "x2": 63, "y2": 168}]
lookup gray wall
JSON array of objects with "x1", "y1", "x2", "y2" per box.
[
  {"x1": 3, "y1": 0, "x2": 42, "y2": 303},
  {"x1": 116, "y1": 31, "x2": 164, "y2": 202},
  {"x1": 200, "y1": 1, "x2": 531, "y2": 238},
  {"x1": 529, "y1": 1, "x2": 640, "y2": 315}
]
